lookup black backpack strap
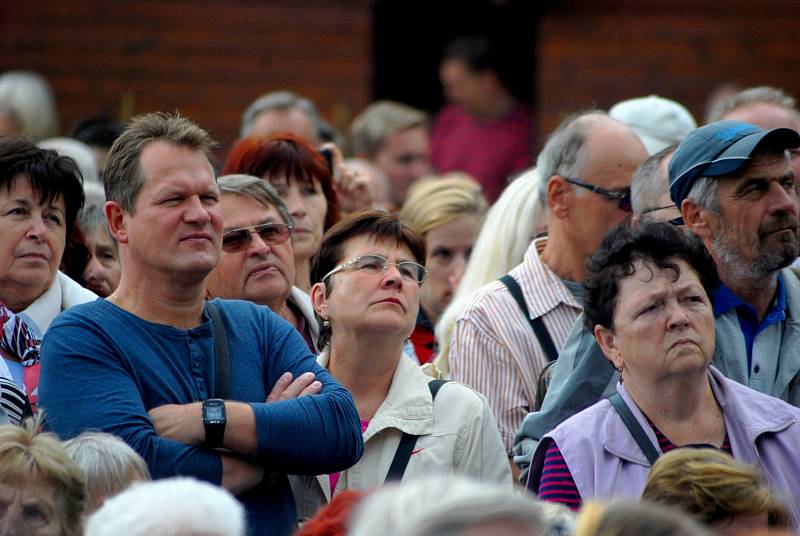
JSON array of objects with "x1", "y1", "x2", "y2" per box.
[
  {"x1": 499, "y1": 274, "x2": 558, "y2": 362},
  {"x1": 608, "y1": 392, "x2": 660, "y2": 465},
  {"x1": 384, "y1": 380, "x2": 449, "y2": 482},
  {"x1": 206, "y1": 302, "x2": 231, "y2": 400}
]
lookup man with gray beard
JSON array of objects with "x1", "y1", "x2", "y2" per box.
[{"x1": 671, "y1": 120, "x2": 800, "y2": 403}]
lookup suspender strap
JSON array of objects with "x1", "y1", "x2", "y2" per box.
[
  {"x1": 207, "y1": 302, "x2": 231, "y2": 400},
  {"x1": 499, "y1": 274, "x2": 558, "y2": 362},
  {"x1": 384, "y1": 380, "x2": 448, "y2": 482},
  {"x1": 608, "y1": 392, "x2": 661, "y2": 465}
]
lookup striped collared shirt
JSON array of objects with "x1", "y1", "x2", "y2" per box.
[{"x1": 449, "y1": 238, "x2": 582, "y2": 453}]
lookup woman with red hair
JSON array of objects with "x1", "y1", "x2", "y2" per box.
[{"x1": 223, "y1": 133, "x2": 341, "y2": 292}]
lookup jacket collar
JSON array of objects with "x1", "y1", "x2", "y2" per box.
[
  {"x1": 603, "y1": 366, "x2": 797, "y2": 466},
  {"x1": 20, "y1": 271, "x2": 96, "y2": 335},
  {"x1": 317, "y1": 349, "x2": 434, "y2": 440}
]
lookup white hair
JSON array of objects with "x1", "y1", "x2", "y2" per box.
[
  {"x1": 434, "y1": 167, "x2": 545, "y2": 376},
  {"x1": 84, "y1": 477, "x2": 245, "y2": 536},
  {"x1": 348, "y1": 475, "x2": 543, "y2": 536},
  {"x1": 0, "y1": 71, "x2": 58, "y2": 141},
  {"x1": 62, "y1": 432, "x2": 150, "y2": 514},
  {"x1": 39, "y1": 137, "x2": 101, "y2": 188}
]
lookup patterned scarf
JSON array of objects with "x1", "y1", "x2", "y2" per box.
[{"x1": 0, "y1": 302, "x2": 41, "y2": 406}]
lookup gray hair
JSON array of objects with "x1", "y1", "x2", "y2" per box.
[
  {"x1": 349, "y1": 475, "x2": 544, "y2": 536},
  {"x1": 685, "y1": 176, "x2": 721, "y2": 214},
  {"x1": 104, "y1": 112, "x2": 216, "y2": 214},
  {"x1": 0, "y1": 70, "x2": 58, "y2": 141},
  {"x1": 77, "y1": 205, "x2": 117, "y2": 249},
  {"x1": 62, "y1": 432, "x2": 150, "y2": 514},
  {"x1": 349, "y1": 100, "x2": 428, "y2": 157},
  {"x1": 707, "y1": 86, "x2": 800, "y2": 123},
  {"x1": 217, "y1": 174, "x2": 294, "y2": 227},
  {"x1": 631, "y1": 144, "x2": 677, "y2": 215},
  {"x1": 536, "y1": 109, "x2": 607, "y2": 204},
  {"x1": 85, "y1": 477, "x2": 244, "y2": 536},
  {"x1": 39, "y1": 137, "x2": 101, "y2": 190},
  {"x1": 240, "y1": 90, "x2": 324, "y2": 140}
]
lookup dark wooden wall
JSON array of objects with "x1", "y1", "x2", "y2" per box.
[
  {"x1": 0, "y1": 0, "x2": 372, "y2": 158},
  {"x1": 3, "y1": 0, "x2": 800, "y2": 160},
  {"x1": 536, "y1": 0, "x2": 800, "y2": 141}
]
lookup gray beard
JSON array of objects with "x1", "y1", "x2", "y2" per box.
[{"x1": 711, "y1": 228, "x2": 799, "y2": 281}]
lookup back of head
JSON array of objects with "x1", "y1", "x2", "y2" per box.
[
  {"x1": 70, "y1": 116, "x2": 125, "y2": 150},
  {"x1": 400, "y1": 174, "x2": 488, "y2": 237},
  {"x1": 609, "y1": 96, "x2": 696, "y2": 155},
  {"x1": 0, "y1": 417, "x2": 87, "y2": 536},
  {"x1": 0, "y1": 70, "x2": 58, "y2": 141},
  {"x1": 706, "y1": 86, "x2": 800, "y2": 127},
  {"x1": 62, "y1": 431, "x2": 150, "y2": 514},
  {"x1": 85, "y1": 477, "x2": 245, "y2": 536},
  {"x1": 348, "y1": 475, "x2": 543, "y2": 536},
  {"x1": 0, "y1": 135, "x2": 85, "y2": 232},
  {"x1": 630, "y1": 144, "x2": 677, "y2": 218},
  {"x1": 39, "y1": 137, "x2": 101, "y2": 189},
  {"x1": 240, "y1": 90, "x2": 323, "y2": 140},
  {"x1": 104, "y1": 112, "x2": 216, "y2": 214},
  {"x1": 641, "y1": 448, "x2": 791, "y2": 529},
  {"x1": 349, "y1": 100, "x2": 428, "y2": 158},
  {"x1": 574, "y1": 501, "x2": 711, "y2": 536}
]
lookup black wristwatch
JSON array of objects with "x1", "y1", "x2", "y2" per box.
[{"x1": 202, "y1": 399, "x2": 226, "y2": 448}]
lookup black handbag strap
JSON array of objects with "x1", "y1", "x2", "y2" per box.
[
  {"x1": 608, "y1": 392, "x2": 661, "y2": 465},
  {"x1": 206, "y1": 302, "x2": 231, "y2": 400},
  {"x1": 499, "y1": 274, "x2": 558, "y2": 362},
  {"x1": 384, "y1": 379, "x2": 447, "y2": 482}
]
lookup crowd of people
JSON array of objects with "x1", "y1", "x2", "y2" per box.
[{"x1": 1, "y1": 34, "x2": 800, "y2": 536}]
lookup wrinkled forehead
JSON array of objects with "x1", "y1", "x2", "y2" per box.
[{"x1": 614, "y1": 256, "x2": 702, "y2": 305}]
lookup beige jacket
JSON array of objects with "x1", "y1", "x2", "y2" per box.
[{"x1": 290, "y1": 349, "x2": 511, "y2": 521}]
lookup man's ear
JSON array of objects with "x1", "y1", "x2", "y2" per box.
[
  {"x1": 681, "y1": 198, "x2": 713, "y2": 239},
  {"x1": 105, "y1": 201, "x2": 128, "y2": 244},
  {"x1": 310, "y1": 282, "x2": 328, "y2": 318},
  {"x1": 594, "y1": 324, "x2": 622, "y2": 370},
  {"x1": 547, "y1": 176, "x2": 571, "y2": 219}
]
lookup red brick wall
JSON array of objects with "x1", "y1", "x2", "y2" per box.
[
  {"x1": 0, "y1": 0, "x2": 372, "y2": 158},
  {"x1": 536, "y1": 0, "x2": 800, "y2": 140}
]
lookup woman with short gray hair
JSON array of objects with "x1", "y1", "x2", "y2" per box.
[{"x1": 63, "y1": 432, "x2": 150, "y2": 514}]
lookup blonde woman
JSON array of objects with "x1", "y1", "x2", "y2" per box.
[
  {"x1": 642, "y1": 448, "x2": 791, "y2": 534},
  {"x1": 434, "y1": 167, "x2": 545, "y2": 375},
  {"x1": 400, "y1": 174, "x2": 488, "y2": 364}
]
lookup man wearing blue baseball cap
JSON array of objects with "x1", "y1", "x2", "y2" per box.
[{"x1": 671, "y1": 120, "x2": 800, "y2": 403}]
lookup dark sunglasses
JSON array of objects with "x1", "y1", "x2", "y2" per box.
[
  {"x1": 563, "y1": 177, "x2": 632, "y2": 212},
  {"x1": 222, "y1": 222, "x2": 294, "y2": 253}
]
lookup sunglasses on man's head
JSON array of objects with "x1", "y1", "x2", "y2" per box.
[
  {"x1": 222, "y1": 222, "x2": 293, "y2": 253},
  {"x1": 563, "y1": 177, "x2": 632, "y2": 212}
]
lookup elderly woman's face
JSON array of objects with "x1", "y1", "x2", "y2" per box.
[
  {"x1": 313, "y1": 235, "x2": 420, "y2": 341},
  {"x1": 0, "y1": 479, "x2": 65, "y2": 536},
  {"x1": 0, "y1": 176, "x2": 67, "y2": 311},
  {"x1": 595, "y1": 257, "x2": 715, "y2": 385}
]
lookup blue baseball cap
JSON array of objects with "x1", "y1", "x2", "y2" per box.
[{"x1": 668, "y1": 120, "x2": 800, "y2": 206}]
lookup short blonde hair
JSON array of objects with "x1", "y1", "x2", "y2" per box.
[
  {"x1": 641, "y1": 448, "x2": 790, "y2": 529},
  {"x1": 400, "y1": 174, "x2": 488, "y2": 238},
  {"x1": 0, "y1": 417, "x2": 87, "y2": 536}
]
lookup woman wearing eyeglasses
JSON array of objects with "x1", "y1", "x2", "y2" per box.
[
  {"x1": 206, "y1": 175, "x2": 321, "y2": 351},
  {"x1": 290, "y1": 211, "x2": 510, "y2": 522},
  {"x1": 223, "y1": 133, "x2": 341, "y2": 294}
]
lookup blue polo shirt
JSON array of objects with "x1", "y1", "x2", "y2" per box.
[{"x1": 712, "y1": 274, "x2": 787, "y2": 373}]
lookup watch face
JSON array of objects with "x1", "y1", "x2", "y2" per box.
[{"x1": 205, "y1": 406, "x2": 225, "y2": 421}]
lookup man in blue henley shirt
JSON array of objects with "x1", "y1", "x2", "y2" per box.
[{"x1": 38, "y1": 113, "x2": 363, "y2": 535}]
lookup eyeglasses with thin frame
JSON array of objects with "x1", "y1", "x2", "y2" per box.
[
  {"x1": 639, "y1": 204, "x2": 684, "y2": 226},
  {"x1": 563, "y1": 177, "x2": 632, "y2": 212},
  {"x1": 323, "y1": 253, "x2": 429, "y2": 285},
  {"x1": 222, "y1": 222, "x2": 294, "y2": 253}
]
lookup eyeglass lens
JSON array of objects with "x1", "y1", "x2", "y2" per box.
[
  {"x1": 356, "y1": 254, "x2": 426, "y2": 283},
  {"x1": 222, "y1": 224, "x2": 290, "y2": 252}
]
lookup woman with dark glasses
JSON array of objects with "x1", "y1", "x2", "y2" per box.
[
  {"x1": 205, "y1": 174, "x2": 321, "y2": 351},
  {"x1": 289, "y1": 211, "x2": 510, "y2": 522}
]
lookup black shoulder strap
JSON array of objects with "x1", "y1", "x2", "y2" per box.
[
  {"x1": 384, "y1": 380, "x2": 448, "y2": 482},
  {"x1": 608, "y1": 392, "x2": 660, "y2": 465},
  {"x1": 206, "y1": 302, "x2": 231, "y2": 400},
  {"x1": 499, "y1": 274, "x2": 558, "y2": 362}
]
